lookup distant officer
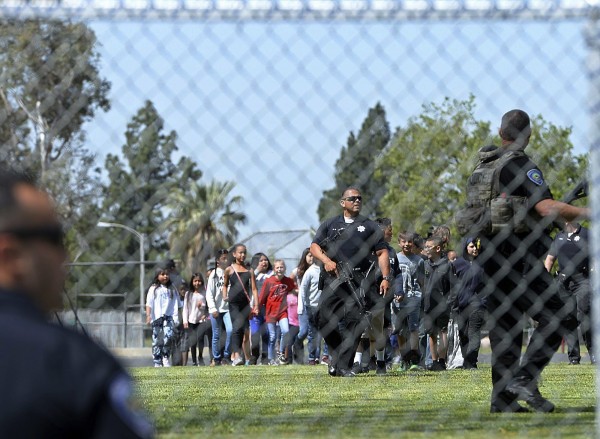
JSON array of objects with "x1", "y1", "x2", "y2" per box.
[
  {"x1": 457, "y1": 109, "x2": 588, "y2": 413},
  {"x1": 310, "y1": 187, "x2": 391, "y2": 377},
  {"x1": 544, "y1": 222, "x2": 594, "y2": 365},
  {"x1": 0, "y1": 167, "x2": 153, "y2": 438}
]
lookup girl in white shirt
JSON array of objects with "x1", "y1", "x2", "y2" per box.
[{"x1": 146, "y1": 267, "x2": 179, "y2": 367}]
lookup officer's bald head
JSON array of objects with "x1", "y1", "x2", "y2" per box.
[{"x1": 500, "y1": 109, "x2": 531, "y2": 148}]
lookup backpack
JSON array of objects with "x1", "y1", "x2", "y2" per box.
[{"x1": 455, "y1": 145, "x2": 532, "y2": 237}]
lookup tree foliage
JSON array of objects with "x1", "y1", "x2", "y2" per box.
[
  {"x1": 164, "y1": 180, "x2": 247, "y2": 277},
  {"x1": 377, "y1": 96, "x2": 588, "y2": 242},
  {"x1": 317, "y1": 102, "x2": 391, "y2": 221}
]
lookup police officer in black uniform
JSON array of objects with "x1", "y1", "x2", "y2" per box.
[
  {"x1": 310, "y1": 187, "x2": 391, "y2": 377},
  {"x1": 545, "y1": 222, "x2": 594, "y2": 364},
  {"x1": 0, "y1": 167, "x2": 153, "y2": 438},
  {"x1": 459, "y1": 110, "x2": 588, "y2": 413}
]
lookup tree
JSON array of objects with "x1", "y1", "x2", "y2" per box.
[
  {"x1": 0, "y1": 19, "x2": 110, "y2": 175},
  {"x1": 72, "y1": 100, "x2": 202, "y2": 306},
  {"x1": 377, "y1": 96, "x2": 588, "y2": 242},
  {"x1": 164, "y1": 180, "x2": 247, "y2": 277},
  {"x1": 0, "y1": 19, "x2": 110, "y2": 258},
  {"x1": 317, "y1": 102, "x2": 391, "y2": 221}
]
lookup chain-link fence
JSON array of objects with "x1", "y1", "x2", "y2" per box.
[{"x1": 1, "y1": 1, "x2": 599, "y2": 437}]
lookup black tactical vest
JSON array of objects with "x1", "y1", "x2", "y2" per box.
[{"x1": 456, "y1": 146, "x2": 532, "y2": 236}]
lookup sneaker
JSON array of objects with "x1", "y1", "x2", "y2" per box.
[
  {"x1": 328, "y1": 364, "x2": 338, "y2": 377},
  {"x1": 231, "y1": 357, "x2": 244, "y2": 367},
  {"x1": 154, "y1": 363, "x2": 162, "y2": 368},
  {"x1": 409, "y1": 363, "x2": 423, "y2": 371},
  {"x1": 569, "y1": 359, "x2": 580, "y2": 365},
  {"x1": 321, "y1": 355, "x2": 330, "y2": 365},
  {"x1": 429, "y1": 361, "x2": 445, "y2": 371},
  {"x1": 591, "y1": 354, "x2": 597, "y2": 365},
  {"x1": 368, "y1": 356, "x2": 377, "y2": 371},
  {"x1": 392, "y1": 355, "x2": 402, "y2": 365},
  {"x1": 308, "y1": 360, "x2": 317, "y2": 366},
  {"x1": 376, "y1": 360, "x2": 386, "y2": 376},
  {"x1": 248, "y1": 356, "x2": 258, "y2": 366},
  {"x1": 351, "y1": 362, "x2": 362, "y2": 374},
  {"x1": 506, "y1": 377, "x2": 555, "y2": 413},
  {"x1": 192, "y1": 361, "x2": 198, "y2": 367},
  {"x1": 210, "y1": 359, "x2": 222, "y2": 367},
  {"x1": 162, "y1": 357, "x2": 171, "y2": 367},
  {"x1": 268, "y1": 359, "x2": 279, "y2": 366}
]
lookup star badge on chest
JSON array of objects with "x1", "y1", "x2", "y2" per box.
[
  {"x1": 574, "y1": 236, "x2": 581, "y2": 242},
  {"x1": 357, "y1": 225, "x2": 366, "y2": 232}
]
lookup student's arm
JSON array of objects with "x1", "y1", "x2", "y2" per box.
[
  {"x1": 182, "y1": 292, "x2": 190, "y2": 329},
  {"x1": 145, "y1": 286, "x2": 155, "y2": 324},
  {"x1": 259, "y1": 278, "x2": 270, "y2": 307},
  {"x1": 206, "y1": 271, "x2": 218, "y2": 317},
  {"x1": 222, "y1": 268, "x2": 231, "y2": 302},
  {"x1": 250, "y1": 270, "x2": 259, "y2": 315}
]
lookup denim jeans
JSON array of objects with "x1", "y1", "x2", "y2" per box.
[
  {"x1": 210, "y1": 312, "x2": 232, "y2": 360},
  {"x1": 306, "y1": 306, "x2": 324, "y2": 361},
  {"x1": 267, "y1": 318, "x2": 289, "y2": 360}
]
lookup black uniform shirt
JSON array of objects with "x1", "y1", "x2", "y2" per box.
[
  {"x1": 548, "y1": 224, "x2": 590, "y2": 277},
  {"x1": 312, "y1": 214, "x2": 387, "y2": 272},
  {"x1": 499, "y1": 155, "x2": 553, "y2": 207},
  {"x1": 0, "y1": 290, "x2": 153, "y2": 439}
]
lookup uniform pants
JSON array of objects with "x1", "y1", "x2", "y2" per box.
[
  {"x1": 480, "y1": 245, "x2": 577, "y2": 409},
  {"x1": 316, "y1": 281, "x2": 369, "y2": 371},
  {"x1": 560, "y1": 274, "x2": 592, "y2": 361}
]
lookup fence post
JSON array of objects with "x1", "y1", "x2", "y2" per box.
[{"x1": 123, "y1": 291, "x2": 128, "y2": 349}]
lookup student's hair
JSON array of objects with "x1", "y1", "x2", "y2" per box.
[
  {"x1": 340, "y1": 186, "x2": 361, "y2": 199},
  {"x1": 151, "y1": 266, "x2": 173, "y2": 297},
  {"x1": 296, "y1": 248, "x2": 312, "y2": 280},
  {"x1": 273, "y1": 259, "x2": 286, "y2": 267},
  {"x1": 376, "y1": 218, "x2": 391, "y2": 228},
  {"x1": 188, "y1": 272, "x2": 205, "y2": 292},
  {"x1": 431, "y1": 225, "x2": 451, "y2": 247},
  {"x1": 426, "y1": 236, "x2": 444, "y2": 248},
  {"x1": 398, "y1": 231, "x2": 415, "y2": 242},
  {"x1": 251, "y1": 252, "x2": 272, "y2": 271},
  {"x1": 413, "y1": 233, "x2": 424, "y2": 250},
  {"x1": 0, "y1": 166, "x2": 37, "y2": 229},
  {"x1": 500, "y1": 109, "x2": 531, "y2": 142},
  {"x1": 214, "y1": 248, "x2": 229, "y2": 268}
]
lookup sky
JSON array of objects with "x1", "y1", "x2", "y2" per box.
[{"x1": 82, "y1": 16, "x2": 590, "y2": 248}]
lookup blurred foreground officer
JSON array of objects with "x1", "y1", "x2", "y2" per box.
[
  {"x1": 0, "y1": 167, "x2": 153, "y2": 438},
  {"x1": 457, "y1": 110, "x2": 589, "y2": 413}
]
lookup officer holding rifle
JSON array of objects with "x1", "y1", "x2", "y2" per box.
[{"x1": 310, "y1": 187, "x2": 391, "y2": 377}]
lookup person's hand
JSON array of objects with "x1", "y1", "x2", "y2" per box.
[
  {"x1": 380, "y1": 279, "x2": 390, "y2": 297},
  {"x1": 323, "y1": 259, "x2": 338, "y2": 276},
  {"x1": 212, "y1": 311, "x2": 219, "y2": 318},
  {"x1": 223, "y1": 294, "x2": 229, "y2": 302},
  {"x1": 183, "y1": 322, "x2": 189, "y2": 329},
  {"x1": 394, "y1": 295, "x2": 404, "y2": 303},
  {"x1": 146, "y1": 315, "x2": 152, "y2": 325},
  {"x1": 251, "y1": 305, "x2": 259, "y2": 316}
]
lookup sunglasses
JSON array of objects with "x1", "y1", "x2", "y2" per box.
[
  {"x1": 342, "y1": 196, "x2": 362, "y2": 202},
  {"x1": 0, "y1": 225, "x2": 65, "y2": 248}
]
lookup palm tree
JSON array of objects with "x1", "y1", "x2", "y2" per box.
[{"x1": 164, "y1": 180, "x2": 246, "y2": 276}]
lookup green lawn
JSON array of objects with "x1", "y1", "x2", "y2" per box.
[{"x1": 133, "y1": 364, "x2": 596, "y2": 438}]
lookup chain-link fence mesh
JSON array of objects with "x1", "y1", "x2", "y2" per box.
[{"x1": 1, "y1": 1, "x2": 599, "y2": 437}]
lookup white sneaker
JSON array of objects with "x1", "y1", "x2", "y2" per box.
[
  {"x1": 154, "y1": 363, "x2": 162, "y2": 368},
  {"x1": 231, "y1": 357, "x2": 244, "y2": 366},
  {"x1": 162, "y1": 357, "x2": 171, "y2": 367}
]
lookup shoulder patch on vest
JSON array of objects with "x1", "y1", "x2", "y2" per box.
[{"x1": 526, "y1": 169, "x2": 544, "y2": 186}]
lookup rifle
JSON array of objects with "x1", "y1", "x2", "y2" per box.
[{"x1": 561, "y1": 180, "x2": 588, "y2": 205}]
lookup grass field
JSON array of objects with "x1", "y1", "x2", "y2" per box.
[{"x1": 133, "y1": 363, "x2": 596, "y2": 438}]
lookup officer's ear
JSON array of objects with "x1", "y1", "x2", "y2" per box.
[{"x1": 340, "y1": 199, "x2": 344, "y2": 207}]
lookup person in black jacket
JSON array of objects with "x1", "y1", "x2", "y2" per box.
[
  {"x1": 451, "y1": 237, "x2": 486, "y2": 369},
  {"x1": 0, "y1": 166, "x2": 153, "y2": 438}
]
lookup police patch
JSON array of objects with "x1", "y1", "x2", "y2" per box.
[{"x1": 527, "y1": 169, "x2": 544, "y2": 186}]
